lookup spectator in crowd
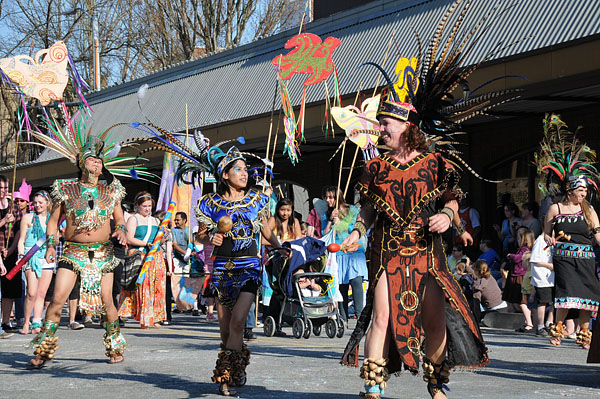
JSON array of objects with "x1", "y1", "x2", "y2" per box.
[
  {"x1": 324, "y1": 189, "x2": 367, "y2": 321},
  {"x1": 529, "y1": 233, "x2": 554, "y2": 336},
  {"x1": 306, "y1": 185, "x2": 337, "y2": 239},
  {"x1": 264, "y1": 198, "x2": 304, "y2": 336},
  {"x1": 455, "y1": 197, "x2": 481, "y2": 259},
  {"x1": 119, "y1": 192, "x2": 166, "y2": 329},
  {"x1": 17, "y1": 191, "x2": 54, "y2": 335},
  {"x1": 503, "y1": 228, "x2": 535, "y2": 332},
  {"x1": 266, "y1": 198, "x2": 301, "y2": 243},
  {"x1": 201, "y1": 243, "x2": 217, "y2": 322},
  {"x1": 520, "y1": 201, "x2": 542, "y2": 237},
  {"x1": 171, "y1": 212, "x2": 190, "y2": 275},
  {"x1": 494, "y1": 201, "x2": 521, "y2": 255},
  {"x1": 447, "y1": 244, "x2": 469, "y2": 274},
  {"x1": 477, "y1": 239, "x2": 501, "y2": 281},
  {"x1": 0, "y1": 259, "x2": 11, "y2": 338},
  {"x1": 454, "y1": 261, "x2": 474, "y2": 311},
  {"x1": 0, "y1": 175, "x2": 23, "y2": 332},
  {"x1": 472, "y1": 260, "x2": 507, "y2": 323}
]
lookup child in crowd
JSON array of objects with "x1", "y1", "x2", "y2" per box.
[
  {"x1": 503, "y1": 228, "x2": 535, "y2": 332},
  {"x1": 454, "y1": 262, "x2": 474, "y2": 310},
  {"x1": 266, "y1": 198, "x2": 302, "y2": 242},
  {"x1": 472, "y1": 260, "x2": 507, "y2": 323},
  {"x1": 294, "y1": 267, "x2": 322, "y2": 298},
  {"x1": 300, "y1": 222, "x2": 308, "y2": 238},
  {"x1": 478, "y1": 239, "x2": 501, "y2": 281},
  {"x1": 529, "y1": 233, "x2": 554, "y2": 336}
]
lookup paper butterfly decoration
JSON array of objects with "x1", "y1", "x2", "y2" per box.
[
  {"x1": 331, "y1": 95, "x2": 381, "y2": 161},
  {"x1": 0, "y1": 41, "x2": 69, "y2": 106}
]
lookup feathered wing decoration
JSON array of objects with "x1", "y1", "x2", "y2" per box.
[
  {"x1": 26, "y1": 116, "x2": 156, "y2": 181},
  {"x1": 126, "y1": 122, "x2": 272, "y2": 188},
  {"x1": 361, "y1": 0, "x2": 526, "y2": 182},
  {"x1": 535, "y1": 113, "x2": 599, "y2": 197}
]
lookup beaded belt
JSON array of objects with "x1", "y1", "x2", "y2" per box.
[{"x1": 554, "y1": 242, "x2": 594, "y2": 258}]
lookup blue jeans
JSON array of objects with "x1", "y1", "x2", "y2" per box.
[{"x1": 245, "y1": 301, "x2": 256, "y2": 328}]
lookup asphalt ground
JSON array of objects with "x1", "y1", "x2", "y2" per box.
[{"x1": 1, "y1": 312, "x2": 599, "y2": 399}]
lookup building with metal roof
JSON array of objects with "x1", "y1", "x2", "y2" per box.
[{"x1": 8, "y1": 0, "x2": 600, "y2": 231}]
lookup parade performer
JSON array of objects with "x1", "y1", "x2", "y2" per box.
[
  {"x1": 535, "y1": 114, "x2": 600, "y2": 353},
  {"x1": 337, "y1": 0, "x2": 530, "y2": 395},
  {"x1": 195, "y1": 146, "x2": 286, "y2": 396},
  {"x1": 126, "y1": 124, "x2": 286, "y2": 395},
  {"x1": 25, "y1": 124, "x2": 141, "y2": 368}
]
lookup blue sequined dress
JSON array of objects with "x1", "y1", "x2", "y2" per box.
[{"x1": 196, "y1": 188, "x2": 269, "y2": 308}]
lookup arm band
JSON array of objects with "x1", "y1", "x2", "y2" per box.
[
  {"x1": 352, "y1": 221, "x2": 368, "y2": 238},
  {"x1": 46, "y1": 234, "x2": 58, "y2": 247},
  {"x1": 438, "y1": 207, "x2": 454, "y2": 227},
  {"x1": 115, "y1": 224, "x2": 127, "y2": 234},
  {"x1": 455, "y1": 223, "x2": 466, "y2": 236}
]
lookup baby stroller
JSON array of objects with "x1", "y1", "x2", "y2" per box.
[{"x1": 263, "y1": 236, "x2": 345, "y2": 339}]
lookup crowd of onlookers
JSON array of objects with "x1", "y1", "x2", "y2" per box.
[{"x1": 446, "y1": 195, "x2": 569, "y2": 337}]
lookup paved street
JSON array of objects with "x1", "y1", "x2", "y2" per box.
[{"x1": 1, "y1": 313, "x2": 599, "y2": 399}]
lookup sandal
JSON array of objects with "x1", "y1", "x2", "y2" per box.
[
  {"x1": 515, "y1": 324, "x2": 533, "y2": 332},
  {"x1": 576, "y1": 328, "x2": 592, "y2": 350},
  {"x1": 549, "y1": 322, "x2": 565, "y2": 346},
  {"x1": 359, "y1": 392, "x2": 381, "y2": 399},
  {"x1": 108, "y1": 353, "x2": 125, "y2": 364},
  {"x1": 28, "y1": 355, "x2": 51, "y2": 369},
  {"x1": 219, "y1": 382, "x2": 237, "y2": 397}
]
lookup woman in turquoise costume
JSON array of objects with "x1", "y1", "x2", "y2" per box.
[
  {"x1": 195, "y1": 146, "x2": 285, "y2": 396},
  {"x1": 17, "y1": 190, "x2": 53, "y2": 335},
  {"x1": 118, "y1": 191, "x2": 166, "y2": 328}
]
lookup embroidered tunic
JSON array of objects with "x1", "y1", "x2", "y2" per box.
[
  {"x1": 196, "y1": 188, "x2": 270, "y2": 308},
  {"x1": 342, "y1": 152, "x2": 488, "y2": 373}
]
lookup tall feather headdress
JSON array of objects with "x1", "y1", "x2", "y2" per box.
[
  {"x1": 27, "y1": 115, "x2": 155, "y2": 182},
  {"x1": 362, "y1": 0, "x2": 526, "y2": 182},
  {"x1": 535, "y1": 113, "x2": 599, "y2": 197},
  {"x1": 127, "y1": 122, "x2": 273, "y2": 187}
]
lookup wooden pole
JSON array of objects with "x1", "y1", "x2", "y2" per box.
[
  {"x1": 343, "y1": 145, "x2": 360, "y2": 198},
  {"x1": 5, "y1": 130, "x2": 20, "y2": 248},
  {"x1": 372, "y1": 27, "x2": 398, "y2": 98},
  {"x1": 263, "y1": 81, "x2": 279, "y2": 187}
]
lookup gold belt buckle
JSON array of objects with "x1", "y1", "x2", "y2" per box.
[{"x1": 224, "y1": 260, "x2": 235, "y2": 270}]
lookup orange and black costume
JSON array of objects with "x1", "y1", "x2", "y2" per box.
[{"x1": 341, "y1": 152, "x2": 488, "y2": 373}]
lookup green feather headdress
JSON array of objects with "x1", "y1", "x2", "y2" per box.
[{"x1": 535, "y1": 113, "x2": 599, "y2": 197}]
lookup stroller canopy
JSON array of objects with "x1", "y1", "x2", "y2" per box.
[{"x1": 282, "y1": 237, "x2": 326, "y2": 297}]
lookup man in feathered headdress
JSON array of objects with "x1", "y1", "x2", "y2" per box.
[{"x1": 28, "y1": 133, "x2": 129, "y2": 368}]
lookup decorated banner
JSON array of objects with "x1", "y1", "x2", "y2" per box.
[
  {"x1": 156, "y1": 134, "x2": 203, "y2": 231},
  {"x1": 272, "y1": 33, "x2": 341, "y2": 163}
]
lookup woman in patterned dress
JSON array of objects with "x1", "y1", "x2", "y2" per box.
[{"x1": 118, "y1": 191, "x2": 166, "y2": 328}]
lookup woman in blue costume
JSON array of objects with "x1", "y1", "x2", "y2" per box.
[
  {"x1": 195, "y1": 146, "x2": 285, "y2": 396},
  {"x1": 18, "y1": 190, "x2": 54, "y2": 335}
]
